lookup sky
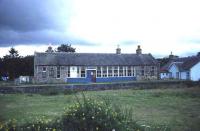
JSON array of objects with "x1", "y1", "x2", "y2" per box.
[{"x1": 0, "y1": 0, "x2": 200, "y2": 58}]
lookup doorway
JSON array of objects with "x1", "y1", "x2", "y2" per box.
[{"x1": 87, "y1": 70, "x2": 96, "y2": 82}]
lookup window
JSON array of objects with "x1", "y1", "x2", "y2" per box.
[
  {"x1": 97, "y1": 66, "x2": 102, "y2": 77},
  {"x1": 108, "y1": 66, "x2": 113, "y2": 77},
  {"x1": 102, "y1": 66, "x2": 107, "y2": 77},
  {"x1": 128, "y1": 66, "x2": 132, "y2": 76},
  {"x1": 42, "y1": 72, "x2": 46, "y2": 78},
  {"x1": 150, "y1": 66, "x2": 155, "y2": 76},
  {"x1": 77, "y1": 67, "x2": 80, "y2": 77},
  {"x1": 132, "y1": 66, "x2": 135, "y2": 76},
  {"x1": 80, "y1": 67, "x2": 85, "y2": 77},
  {"x1": 141, "y1": 66, "x2": 144, "y2": 76},
  {"x1": 49, "y1": 67, "x2": 54, "y2": 77},
  {"x1": 42, "y1": 66, "x2": 47, "y2": 78},
  {"x1": 119, "y1": 66, "x2": 123, "y2": 76},
  {"x1": 114, "y1": 66, "x2": 118, "y2": 76},
  {"x1": 123, "y1": 66, "x2": 127, "y2": 76},
  {"x1": 66, "y1": 67, "x2": 70, "y2": 77},
  {"x1": 42, "y1": 67, "x2": 46, "y2": 72},
  {"x1": 57, "y1": 66, "x2": 60, "y2": 78}
]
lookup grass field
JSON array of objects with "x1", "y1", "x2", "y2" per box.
[{"x1": 0, "y1": 87, "x2": 200, "y2": 131}]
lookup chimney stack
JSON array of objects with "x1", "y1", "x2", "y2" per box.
[
  {"x1": 116, "y1": 45, "x2": 121, "y2": 54},
  {"x1": 47, "y1": 46, "x2": 53, "y2": 53},
  {"x1": 136, "y1": 45, "x2": 142, "y2": 55}
]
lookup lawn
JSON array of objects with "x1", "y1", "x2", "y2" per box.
[{"x1": 0, "y1": 87, "x2": 200, "y2": 131}]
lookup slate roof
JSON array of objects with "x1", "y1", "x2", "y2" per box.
[
  {"x1": 160, "y1": 55, "x2": 200, "y2": 72},
  {"x1": 34, "y1": 52, "x2": 158, "y2": 66}
]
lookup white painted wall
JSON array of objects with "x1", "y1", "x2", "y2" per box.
[
  {"x1": 180, "y1": 72, "x2": 187, "y2": 80},
  {"x1": 70, "y1": 66, "x2": 78, "y2": 78},
  {"x1": 169, "y1": 64, "x2": 179, "y2": 79},
  {"x1": 190, "y1": 61, "x2": 200, "y2": 81}
]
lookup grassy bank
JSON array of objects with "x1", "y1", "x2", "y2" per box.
[{"x1": 0, "y1": 87, "x2": 200, "y2": 130}]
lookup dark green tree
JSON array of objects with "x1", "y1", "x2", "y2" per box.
[
  {"x1": 56, "y1": 44, "x2": 76, "y2": 52},
  {"x1": 0, "y1": 47, "x2": 34, "y2": 80},
  {"x1": 9, "y1": 47, "x2": 19, "y2": 58}
]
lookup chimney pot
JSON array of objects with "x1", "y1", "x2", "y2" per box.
[
  {"x1": 136, "y1": 45, "x2": 142, "y2": 54},
  {"x1": 116, "y1": 45, "x2": 121, "y2": 54}
]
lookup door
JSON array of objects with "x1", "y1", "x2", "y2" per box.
[{"x1": 87, "y1": 70, "x2": 96, "y2": 82}]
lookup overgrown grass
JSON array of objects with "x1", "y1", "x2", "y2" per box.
[{"x1": 0, "y1": 87, "x2": 200, "y2": 130}]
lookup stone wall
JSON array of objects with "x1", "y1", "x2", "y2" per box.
[{"x1": 0, "y1": 80, "x2": 199, "y2": 94}]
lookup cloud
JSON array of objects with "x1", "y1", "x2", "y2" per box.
[
  {"x1": 0, "y1": 0, "x2": 94, "y2": 46},
  {"x1": 0, "y1": 0, "x2": 71, "y2": 32}
]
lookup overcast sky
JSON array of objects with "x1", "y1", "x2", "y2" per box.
[{"x1": 0, "y1": 0, "x2": 200, "y2": 58}]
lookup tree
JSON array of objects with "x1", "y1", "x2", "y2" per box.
[
  {"x1": 56, "y1": 44, "x2": 76, "y2": 52},
  {"x1": 3, "y1": 47, "x2": 19, "y2": 59},
  {"x1": 9, "y1": 47, "x2": 19, "y2": 58}
]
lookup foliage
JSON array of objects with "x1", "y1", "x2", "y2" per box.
[
  {"x1": 62, "y1": 94, "x2": 141, "y2": 131},
  {"x1": 56, "y1": 44, "x2": 76, "y2": 53},
  {"x1": 0, "y1": 49, "x2": 34, "y2": 80},
  {"x1": 4, "y1": 47, "x2": 20, "y2": 59},
  {"x1": 156, "y1": 57, "x2": 170, "y2": 67}
]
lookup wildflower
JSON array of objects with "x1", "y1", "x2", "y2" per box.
[
  {"x1": 96, "y1": 127, "x2": 99, "y2": 130},
  {"x1": 112, "y1": 129, "x2": 115, "y2": 131},
  {"x1": 92, "y1": 116, "x2": 95, "y2": 119}
]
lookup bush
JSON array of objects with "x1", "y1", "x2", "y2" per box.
[{"x1": 61, "y1": 94, "x2": 140, "y2": 131}]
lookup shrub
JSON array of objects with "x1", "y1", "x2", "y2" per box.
[{"x1": 61, "y1": 94, "x2": 140, "y2": 131}]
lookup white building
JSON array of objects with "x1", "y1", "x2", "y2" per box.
[{"x1": 160, "y1": 54, "x2": 200, "y2": 81}]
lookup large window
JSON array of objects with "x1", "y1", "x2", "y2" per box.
[
  {"x1": 114, "y1": 66, "x2": 118, "y2": 76},
  {"x1": 66, "y1": 67, "x2": 70, "y2": 77},
  {"x1": 119, "y1": 66, "x2": 123, "y2": 76},
  {"x1": 80, "y1": 67, "x2": 85, "y2": 77},
  {"x1": 76, "y1": 66, "x2": 85, "y2": 77},
  {"x1": 127, "y1": 66, "x2": 132, "y2": 76},
  {"x1": 81, "y1": 67, "x2": 86, "y2": 77},
  {"x1": 102, "y1": 66, "x2": 107, "y2": 77},
  {"x1": 150, "y1": 66, "x2": 155, "y2": 76},
  {"x1": 123, "y1": 66, "x2": 127, "y2": 76},
  {"x1": 49, "y1": 67, "x2": 54, "y2": 77},
  {"x1": 57, "y1": 66, "x2": 60, "y2": 78},
  {"x1": 108, "y1": 66, "x2": 113, "y2": 77},
  {"x1": 42, "y1": 67, "x2": 46, "y2": 72},
  {"x1": 141, "y1": 66, "x2": 144, "y2": 76},
  {"x1": 42, "y1": 66, "x2": 46, "y2": 78},
  {"x1": 132, "y1": 66, "x2": 135, "y2": 76},
  {"x1": 97, "y1": 67, "x2": 101, "y2": 77}
]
